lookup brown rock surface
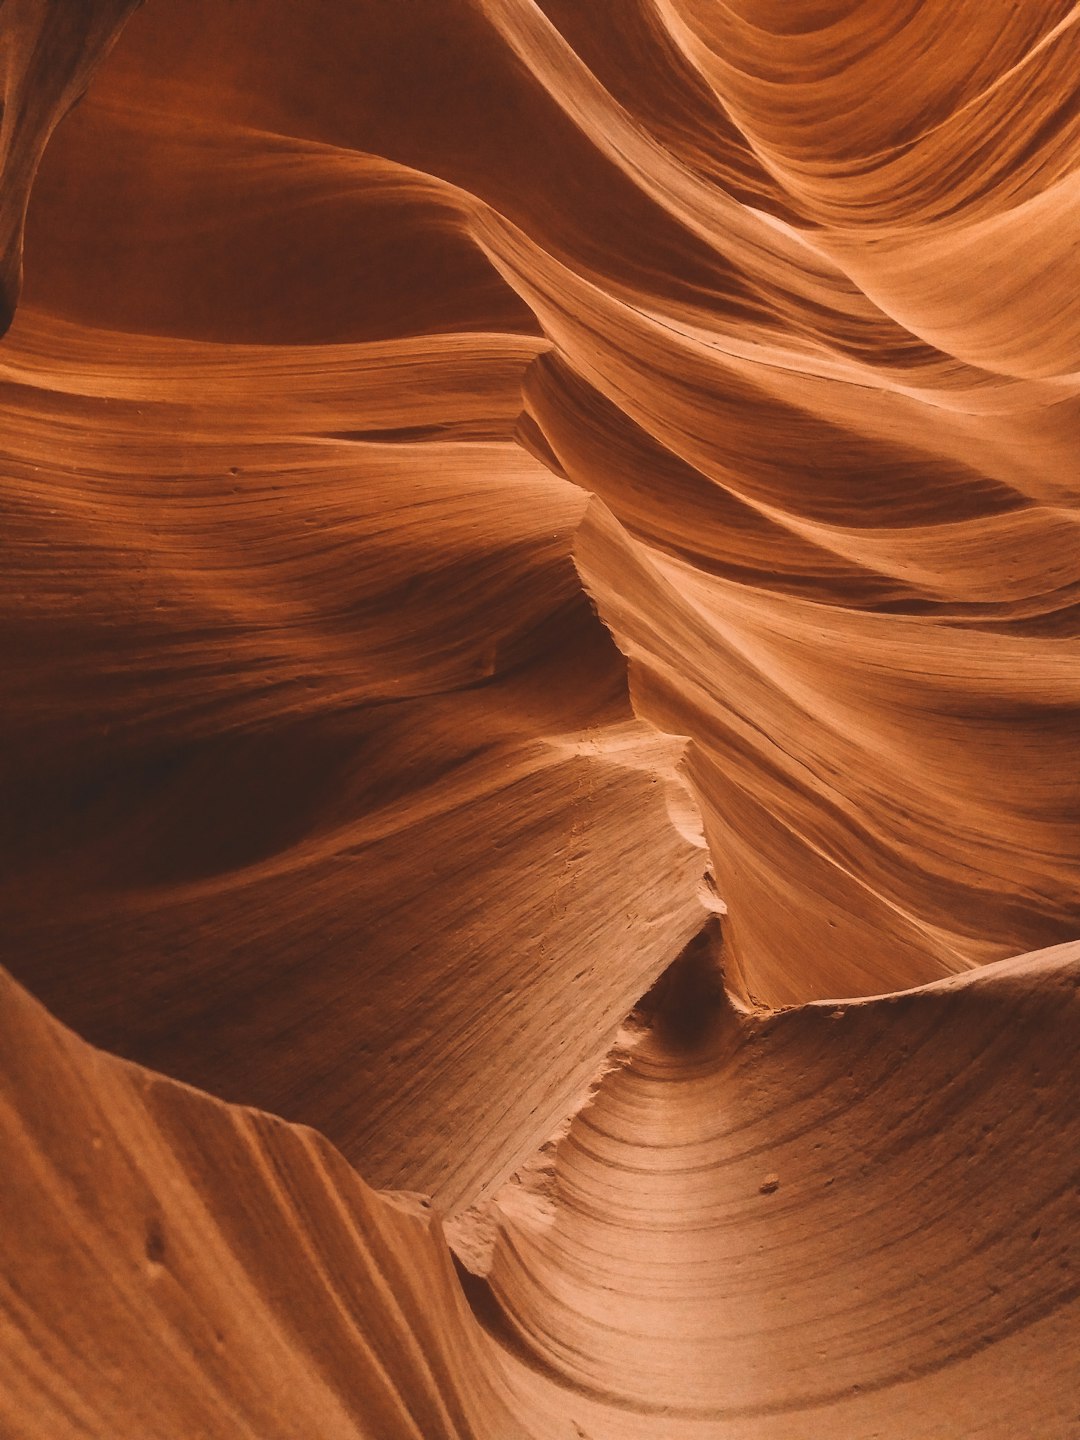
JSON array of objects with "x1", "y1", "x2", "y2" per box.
[{"x1": 1, "y1": 0, "x2": 1078, "y2": 1435}]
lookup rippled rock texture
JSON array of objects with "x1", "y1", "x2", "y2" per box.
[{"x1": 2, "y1": 2, "x2": 1078, "y2": 1436}]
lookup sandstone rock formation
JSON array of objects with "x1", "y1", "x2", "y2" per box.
[{"x1": 2, "y1": 2, "x2": 1078, "y2": 1436}]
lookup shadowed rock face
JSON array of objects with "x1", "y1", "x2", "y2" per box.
[{"x1": 1, "y1": 2, "x2": 1078, "y2": 1436}]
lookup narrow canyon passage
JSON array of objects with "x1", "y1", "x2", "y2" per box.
[{"x1": 1, "y1": 2, "x2": 1078, "y2": 1436}]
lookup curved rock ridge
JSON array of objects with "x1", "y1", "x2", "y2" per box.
[
  {"x1": 484, "y1": 934, "x2": 1080, "y2": 1436},
  {"x1": 2, "y1": 945, "x2": 1077, "y2": 1438},
  {"x1": 0, "y1": 307, "x2": 706, "y2": 1211},
  {"x1": 1, "y1": 0, "x2": 1079, "y2": 1434},
  {"x1": 0, "y1": 0, "x2": 141, "y2": 332},
  {"x1": 0, "y1": 963, "x2": 526, "y2": 1440}
]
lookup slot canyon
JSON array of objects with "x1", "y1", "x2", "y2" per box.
[{"x1": 1, "y1": 2, "x2": 1079, "y2": 1436}]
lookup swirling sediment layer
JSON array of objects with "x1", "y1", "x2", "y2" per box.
[{"x1": 1, "y1": 1, "x2": 1078, "y2": 1435}]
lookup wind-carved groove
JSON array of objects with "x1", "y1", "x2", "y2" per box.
[
  {"x1": 1, "y1": 1, "x2": 1079, "y2": 1437},
  {"x1": 444, "y1": 918, "x2": 726, "y2": 1279}
]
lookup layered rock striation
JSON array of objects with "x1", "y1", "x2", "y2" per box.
[{"x1": 2, "y1": 3, "x2": 1078, "y2": 1435}]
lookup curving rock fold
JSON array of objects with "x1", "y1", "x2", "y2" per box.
[{"x1": 1, "y1": 1, "x2": 1078, "y2": 1435}]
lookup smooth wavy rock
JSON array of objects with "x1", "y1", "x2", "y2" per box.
[
  {"x1": 2, "y1": 0, "x2": 1079, "y2": 1434},
  {"x1": 3, "y1": 944, "x2": 1078, "y2": 1438},
  {"x1": 0, "y1": 0, "x2": 140, "y2": 332},
  {"x1": 0, "y1": 311, "x2": 706, "y2": 1212},
  {"x1": 486, "y1": 935, "x2": 1080, "y2": 1437},
  {"x1": 0, "y1": 963, "x2": 525, "y2": 1439}
]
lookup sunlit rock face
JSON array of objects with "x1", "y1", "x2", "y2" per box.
[{"x1": 1, "y1": 3, "x2": 1078, "y2": 1437}]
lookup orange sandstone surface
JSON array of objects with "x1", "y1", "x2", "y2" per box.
[{"x1": 1, "y1": 3, "x2": 1078, "y2": 1436}]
